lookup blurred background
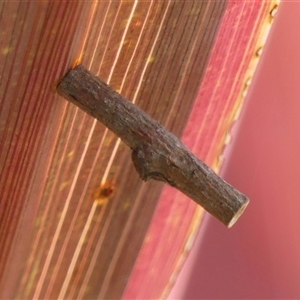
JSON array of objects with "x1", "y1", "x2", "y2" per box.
[{"x1": 169, "y1": 1, "x2": 300, "y2": 299}]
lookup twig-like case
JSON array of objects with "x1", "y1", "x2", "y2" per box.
[{"x1": 57, "y1": 65, "x2": 249, "y2": 227}]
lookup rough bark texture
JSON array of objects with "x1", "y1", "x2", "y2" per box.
[{"x1": 57, "y1": 64, "x2": 249, "y2": 227}]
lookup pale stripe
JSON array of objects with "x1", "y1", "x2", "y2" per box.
[
  {"x1": 131, "y1": 2, "x2": 171, "y2": 104},
  {"x1": 32, "y1": 2, "x2": 100, "y2": 298},
  {"x1": 97, "y1": 2, "x2": 173, "y2": 298},
  {"x1": 164, "y1": 3, "x2": 209, "y2": 127},
  {"x1": 76, "y1": 3, "x2": 160, "y2": 298},
  {"x1": 98, "y1": 183, "x2": 148, "y2": 299},
  {"x1": 43, "y1": 3, "x2": 111, "y2": 297},
  {"x1": 20, "y1": 106, "x2": 78, "y2": 290},
  {"x1": 57, "y1": 1, "x2": 139, "y2": 298},
  {"x1": 33, "y1": 119, "x2": 97, "y2": 299},
  {"x1": 57, "y1": 202, "x2": 98, "y2": 299}
]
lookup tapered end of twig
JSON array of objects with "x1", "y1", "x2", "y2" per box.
[{"x1": 227, "y1": 199, "x2": 249, "y2": 228}]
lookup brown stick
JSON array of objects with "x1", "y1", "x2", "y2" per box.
[{"x1": 56, "y1": 65, "x2": 249, "y2": 227}]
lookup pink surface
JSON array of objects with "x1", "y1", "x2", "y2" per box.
[{"x1": 169, "y1": 2, "x2": 300, "y2": 299}]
